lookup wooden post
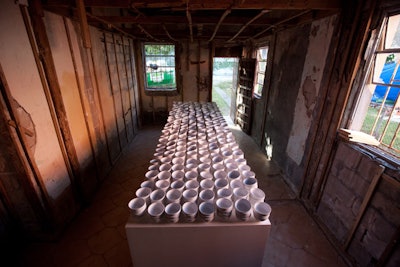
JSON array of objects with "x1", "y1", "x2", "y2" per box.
[
  {"x1": 28, "y1": 0, "x2": 85, "y2": 203},
  {"x1": 112, "y1": 33, "x2": 129, "y2": 143},
  {"x1": 121, "y1": 36, "x2": 136, "y2": 137},
  {"x1": 75, "y1": 0, "x2": 91, "y2": 48},
  {"x1": 344, "y1": 165, "x2": 385, "y2": 249},
  {"x1": 127, "y1": 38, "x2": 140, "y2": 130},
  {"x1": 208, "y1": 42, "x2": 214, "y2": 102},
  {"x1": 197, "y1": 39, "x2": 201, "y2": 102},
  {"x1": 103, "y1": 32, "x2": 123, "y2": 152},
  {"x1": 63, "y1": 17, "x2": 100, "y2": 171},
  {"x1": 260, "y1": 33, "x2": 276, "y2": 148}
]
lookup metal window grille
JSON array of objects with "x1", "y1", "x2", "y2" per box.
[
  {"x1": 361, "y1": 15, "x2": 400, "y2": 156},
  {"x1": 144, "y1": 44, "x2": 176, "y2": 89}
]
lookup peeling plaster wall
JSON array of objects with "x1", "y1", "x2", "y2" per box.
[
  {"x1": 0, "y1": 1, "x2": 71, "y2": 200},
  {"x1": 286, "y1": 16, "x2": 336, "y2": 165},
  {"x1": 257, "y1": 15, "x2": 338, "y2": 192},
  {"x1": 262, "y1": 23, "x2": 310, "y2": 190}
]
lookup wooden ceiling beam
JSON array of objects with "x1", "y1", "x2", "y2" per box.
[
  {"x1": 45, "y1": 0, "x2": 342, "y2": 10},
  {"x1": 186, "y1": 3, "x2": 194, "y2": 42},
  {"x1": 208, "y1": 8, "x2": 231, "y2": 42},
  {"x1": 253, "y1": 9, "x2": 311, "y2": 38},
  {"x1": 228, "y1": 9, "x2": 269, "y2": 42},
  {"x1": 91, "y1": 14, "x2": 299, "y2": 26}
]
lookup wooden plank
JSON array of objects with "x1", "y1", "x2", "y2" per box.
[
  {"x1": 87, "y1": 27, "x2": 116, "y2": 166},
  {"x1": 377, "y1": 226, "x2": 400, "y2": 267},
  {"x1": 120, "y1": 36, "x2": 135, "y2": 141},
  {"x1": 343, "y1": 165, "x2": 385, "y2": 249},
  {"x1": 128, "y1": 39, "x2": 141, "y2": 131},
  {"x1": 112, "y1": 33, "x2": 130, "y2": 144},
  {"x1": 103, "y1": 32, "x2": 123, "y2": 155},
  {"x1": 46, "y1": 0, "x2": 342, "y2": 10},
  {"x1": 187, "y1": 7, "x2": 193, "y2": 43},
  {"x1": 62, "y1": 17, "x2": 101, "y2": 197},
  {"x1": 75, "y1": 0, "x2": 91, "y2": 48},
  {"x1": 28, "y1": 0, "x2": 84, "y2": 202},
  {"x1": 208, "y1": 8, "x2": 231, "y2": 42},
  {"x1": 106, "y1": 33, "x2": 128, "y2": 147},
  {"x1": 260, "y1": 34, "x2": 276, "y2": 148},
  {"x1": 228, "y1": 10, "x2": 269, "y2": 42}
]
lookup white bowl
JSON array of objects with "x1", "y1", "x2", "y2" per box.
[
  {"x1": 254, "y1": 202, "x2": 271, "y2": 221},
  {"x1": 171, "y1": 180, "x2": 185, "y2": 191},
  {"x1": 200, "y1": 179, "x2": 214, "y2": 190},
  {"x1": 182, "y1": 202, "x2": 198, "y2": 216},
  {"x1": 166, "y1": 188, "x2": 182, "y2": 203},
  {"x1": 128, "y1": 198, "x2": 146, "y2": 216},
  {"x1": 214, "y1": 178, "x2": 228, "y2": 190},
  {"x1": 216, "y1": 198, "x2": 233, "y2": 213},
  {"x1": 199, "y1": 202, "x2": 215, "y2": 222},
  {"x1": 183, "y1": 189, "x2": 198, "y2": 202},
  {"x1": 243, "y1": 177, "x2": 258, "y2": 189},
  {"x1": 217, "y1": 188, "x2": 233, "y2": 199},
  {"x1": 150, "y1": 189, "x2": 166, "y2": 203},
  {"x1": 165, "y1": 202, "x2": 181, "y2": 217},
  {"x1": 199, "y1": 189, "x2": 215, "y2": 203},
  {"x1": 158, "y1": 170, "x2": 172, "y2": 180},
  {"x1": 235, "y1": 199, "x2": 252, "y2": 221},
  {"x1": 148, "y1": 202, "x2": 165, "y2": 222}
]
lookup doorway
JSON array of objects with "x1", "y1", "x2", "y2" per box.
[{"x1": 212, "y1": 57, "x2": 238, "y2": 119}]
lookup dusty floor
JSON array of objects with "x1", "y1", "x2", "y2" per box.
[{"x1": 15, "y1": 121, "x2": 349, "y2": 267}]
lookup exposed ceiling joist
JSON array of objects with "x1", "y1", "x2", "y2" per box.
[
  {"x1": 228, "y1": 9, "x2": 269, "y2": 42},
  {"x1": 46, "y1": 0, "x2": 341, "y2": 10},
  {"x1": 42, "y1": 0, "x2": 342, "y2": 44},
  {"x1": 209, "y1": 8, "x2": 231, "y2": 42}
]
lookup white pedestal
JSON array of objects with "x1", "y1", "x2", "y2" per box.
[{"x1": 125, "y1": 215, "x2": 271, "y2": 267}]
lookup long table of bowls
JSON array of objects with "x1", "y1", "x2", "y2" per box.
[{"x1": 125, "y1": 102, "x2": 271, "y2": 267}]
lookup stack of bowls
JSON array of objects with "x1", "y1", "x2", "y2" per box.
[
  {"x1": 253, "y1": 202, "x2": 272, "y2": 221},
  {"x1": 199, "y1": 202, "x2": 215, "y2": 222},
  {"x1": 128, "y1": 102, "x2": 272, "y2": 224},
  {"x1": 216, "y1": 198, "x2": 233, "y2": 220},
  {"x1": 234, "y1": 199, "x2": 252, "y2": 221},
  {"x1": 164, "y1": 202, "x2": 181, "y2": 223},
  {"x1": 182, "y1": 202, "x2": 198, "y2": 222},
  {"x1": 128, "y1": 198, "x2": 147, "y2": 216},
  {"x1": 147, "y1": 202, "x2": 164, "y2": 222}
]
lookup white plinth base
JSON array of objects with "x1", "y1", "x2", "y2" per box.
[{"x1": 125, "y1": 216, "x2": 271, "y2": 267}]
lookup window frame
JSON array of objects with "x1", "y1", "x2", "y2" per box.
[
  {"x1": 253, "y1": 46, "x2": 269, "y2": 98},
  {"x1": 142, "y1": 42, "x2": 179, "y2": 96},
  {"x1": 347, "y1": 11, "x2": 400, "y2": 164}
]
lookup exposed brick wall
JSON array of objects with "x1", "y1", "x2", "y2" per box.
[{"x1": 316, "y1": 142, "x2": 400, "y2": 266}]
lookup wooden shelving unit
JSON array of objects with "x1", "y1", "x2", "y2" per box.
[{"x1": 236, "y1": 58, "x2": 255, "y2": 134}]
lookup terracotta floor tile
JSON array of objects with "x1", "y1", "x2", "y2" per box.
[
  {"x1": 76, "y1": 254, "x2": 108, "y2": 267},
  {"x1": 103, "y1": 240, "x2": 132, "y2": 267},
  {"x1": 87, "y1": 227, "x2": 123, "y2": 255}
]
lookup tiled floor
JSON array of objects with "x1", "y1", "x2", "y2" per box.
[{"x1": 16, "y1": 121, "x2": 349, "y2": 267}]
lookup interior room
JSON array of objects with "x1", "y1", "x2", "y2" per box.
[{"x1": 0, "y1": 0, "x2": 399, "y2": 266}]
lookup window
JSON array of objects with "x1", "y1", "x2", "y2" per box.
[
  {"x1": 254, "y1": 46, "x2": 268, "y2": 97},
  {"x1": 143, "y1": 43, "x2": 177, "y2": 92},
  {"x1": 350, "y1": 14, "x2": 400, "y2": 158}
]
